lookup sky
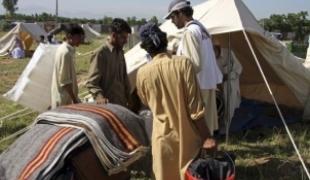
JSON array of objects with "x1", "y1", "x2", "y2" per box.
[{"x1": 0, "y1": 0, "x2": 309, "y2": 21}]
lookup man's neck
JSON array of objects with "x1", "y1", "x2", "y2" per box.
[
  {"x1": 183, "y1": 17, "x2": 194, "y2": 27},
  {"x1": 107, "y1": 37, "x2": 121, "y2": 51}
]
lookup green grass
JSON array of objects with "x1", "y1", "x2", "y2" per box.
[
  {"x1": 219, "y1": 123, "x2": 310, "y2": 179},
  {"x1": 0, "y1": 31, "x2": 6, "y2": 38},
  {"x1": 0, "y1": 32, "x2": 310, "y2": 179}
]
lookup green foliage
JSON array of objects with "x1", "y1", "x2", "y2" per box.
[
  {"x1": 2, "y1": 0, "x2": 18, "y2": 17},
  {"x1": 149, "y1": 16, "x2": 159, "y2": 25},
  {"x1": 127, "y1": 16, "x2": 147, "y2": 26},
  {"x1": 1, "y1": 12, "x2": 157, "y2": 26},
  {"x1": 0, "y1": 20, "x2": 12, "y2": 31},
  {"x1": 260, "y1": 11, "x2": 310, "y2": 42},
  {"x1": 291, "y1": 42, "x2": 308, "y2": 58}
]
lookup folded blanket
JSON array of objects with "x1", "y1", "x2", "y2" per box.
[
  {"x1": 0, "y1": 103, "x2": 149, "y2": 179},
  {"x1": 0, "y1": 124, "x2": 85, "y2": 180}
]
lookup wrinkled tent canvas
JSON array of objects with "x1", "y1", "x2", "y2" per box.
[
  {"x1": 0, "y1": 22, "x2": 48, "y2": 56},
  {"x1": 81, "y1": 24, "x2": 101, "y2": 42},
  {"x1": 3, "y1": 44, "x2": 59, "y2": 112},
  {"x1": 125, "y1": 0, "x2": 310, "y2": 120}
]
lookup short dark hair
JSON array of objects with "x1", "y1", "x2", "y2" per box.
[
  {"x1": 64, "y1": 24, "x2": 85, "y2": 36},
  {"x1": 140, "y1": 25, "x2": 168, "y2": 55},
  {"x1": 178, "y1": 6, "x2": 193, "y2": 17},
  {"x1": 109, "y1": 18, "x2": 132, "y2": 34}
]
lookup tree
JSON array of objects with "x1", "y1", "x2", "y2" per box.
[
  {"x1": 102, "y1": 16, "x2": 113, "y2": 25},
  {"x1": 261, "y1": 11, "x2": 310, "y2": 41},
  {"x1": 286, "y1": 11, "x2": 309, "y2": 42},
  {"x1": 149, "y1": 16, "x2": 158, "y2": 24},
  {"x1": 2, "y1": 0, "x2": 18, "y2": 17}
]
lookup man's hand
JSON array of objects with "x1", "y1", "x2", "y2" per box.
[
  {"x1": 73, "y1": 98, "x2": 81, "y2": 104},
  {"x1": 203, "y1": 137, "x2": 217, "y2": 152},
  {"x1": 96, "y1": 96, "x2": 109, "y2": 104}
]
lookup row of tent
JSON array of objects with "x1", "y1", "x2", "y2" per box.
[
  {"x1": 3, "y1": 0, "x2": 310, "y2": 124},
  {"x1": 0, "y1": 23, "x2": 101, "y2": 56}
]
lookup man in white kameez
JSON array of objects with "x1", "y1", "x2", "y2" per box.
[
  {"x1": 165, "y1": 0, "x2": 223, "y2": 135},
  {"x1": 214, "y1": 45, "x2": 243, "y2": 129}
]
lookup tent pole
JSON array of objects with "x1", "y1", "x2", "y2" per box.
[
  {"x1": 242, "y1": 30, "x2": 310, "y2": 179},
  {"x1": 55, "y1": 0, "x2": 58, "y2": 23},
  {"x1": 225, "y1": 33, "x2": 232, "y2": 144}
]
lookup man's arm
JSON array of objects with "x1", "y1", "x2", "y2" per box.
[
  {"x1": 85, "y1": 50, "x2": 109, "y2": 104},
  {"x1": 63, "y1": 84, "x2": 80, "y2": 104},
  {"x1": 181, "y1": 29, "x2": 202, "y2": 73},
  {"x1": 58, "y1": 52, "x2": 80, "y2": 104},
  {"x1": 184, "y1": 59, "x2": 217, "y2": 150}
]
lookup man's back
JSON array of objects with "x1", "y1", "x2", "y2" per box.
[
  {"x1": 137, "y1": 53, "x2": 191, "y2": 119},
  {"x1": 136, "y1": 52, "x2": 205, "y2": 180}
]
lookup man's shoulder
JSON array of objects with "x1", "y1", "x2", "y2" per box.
[
  {"x1": 56, "y1": 43, "x2": 71, "y2": 54},
  {"x1": 172, "y1": 55, "x2": 192, "y2": 65},
  {"x1": 186, "y1": 23, "x2": 202, "y2": 32},
  {"x1": 172, "y1": 55, "x2": 187, "y2": 61},
  {"x1": 95, "y1": 43, "x2": 110, "y2": 53}
]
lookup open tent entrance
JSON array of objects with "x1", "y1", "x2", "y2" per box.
[{"x1": 212, "y1": 31, "x2": 304, "y2": 134}]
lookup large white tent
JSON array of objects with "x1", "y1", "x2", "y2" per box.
[
  {"x1": 0, "y1": 22, "x2": 48, "y2": 56},
  {"x1": 125, "y1": 0, "x2": 310, "y2": 120}
]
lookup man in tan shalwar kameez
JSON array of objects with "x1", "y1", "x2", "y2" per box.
[
  {"x1": 136, "y1": 23, "x2": 216, "y2": 180},
  {"x1": 51, "y1": 25, "x2": 85, "y2": 109}
]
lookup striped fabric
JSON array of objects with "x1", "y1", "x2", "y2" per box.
[
  {"x1": 19, "y1": 127, "x2": 74, "y2": 179},
  {"x1": 65, "y1": 104, "x2": 139, "y2": 151},
  {"x1": 35, "y1": 103, "x2": 149, "y2": 175},
  {"x1": 0, "y1": 124, "x2": 85, "y2": 180},
  {"x1": 0, "y1": 103, "x2": 149, "y2": 179}
]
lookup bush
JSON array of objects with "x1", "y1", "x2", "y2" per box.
[
  {"x1": 291, "y1": 42, "x2": 307, "y2": 58},
  {"x1": 0, "y1": 20, "x2": 12, "y2": 31}
]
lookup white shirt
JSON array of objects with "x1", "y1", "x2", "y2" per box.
[{"x1": 177, "y1": 20, "x2": 222, "y2": 90}]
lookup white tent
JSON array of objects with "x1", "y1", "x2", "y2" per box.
[
  {"x1": 125, "y1": 0, "x2": 310, "y2": 120},
  {"x1": 91, "y1": 24, "x2": 102, "y2": 33},
  {"x1": 0, "y1": 22, "x2": 48, "y2": 56},
  {"x1": 3, "y1": 44, "x2": 59, "y2": 112},
  {"x1": 81, "y1": 24, "x2": 101, "y2": 42}
]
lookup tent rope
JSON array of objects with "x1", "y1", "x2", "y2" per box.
[
  {"x1": 0, "y1": 90, "x2": 89, "y2": 128},
  {"x1": 0, "y1": 108, "x2": 30, "y2": 127},
  {"x1": 242, "y1": 30, "x2": 310, "y2": 179},
  {"x1": 76, "y1": 50, "x2": 95, "y2": 57}
]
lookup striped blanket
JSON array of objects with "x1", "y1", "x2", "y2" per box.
[{"x1": 0, "y1": 103, "x2": 149, "y2": 179}]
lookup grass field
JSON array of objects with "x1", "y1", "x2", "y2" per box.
[{"x1": 0, "y1": 32, "x2": 310, "y2": 179}]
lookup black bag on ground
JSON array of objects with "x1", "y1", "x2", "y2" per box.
[{"x1": 186, "y1": 150, "x2": 236, "y2": 180}]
